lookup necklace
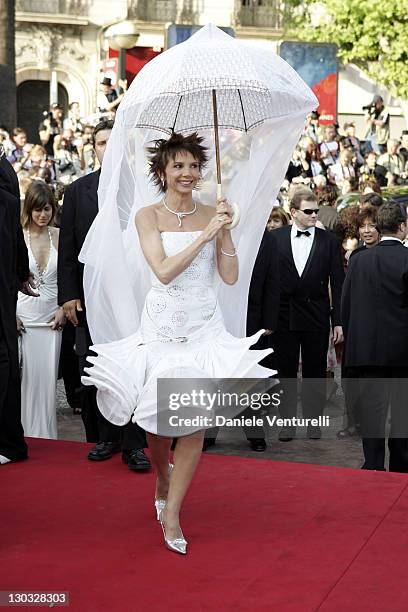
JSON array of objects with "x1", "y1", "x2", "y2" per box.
[
  {"x1": 27, "y1": 226, "x2": 52, "y2": 286},
  {"x1": 163, "y1": 198, "x2": 197, "y2": 228}
]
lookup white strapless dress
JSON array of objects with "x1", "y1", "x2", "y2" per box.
[{"x1": 83, "y1": 231, "x2": 275, "y2": 435}]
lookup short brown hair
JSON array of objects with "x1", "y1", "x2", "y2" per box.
[
  {"x1": 147, "y1": 132, "x2": 209, "y2": 193},
  {"x1": 12, "y1": 127, "x2": 27, "y2": 141},
  {"x1": 357, "y1": 205, "x2": 377, "y2": 228},
  {"x1": 93, "y1": 119, "x2": 114, "y2": 144},
  {"x1": 269, "y1": 206, "x2": 290, "y2": 226},
  {"x1": 316, "y1": 184, "x2": 338, "y2": 207},
  {"x1": 360, "y1": 192, "x2": 383, "y2": 207},
  {"x1": 377, "y1": 203, "x2": 407, "y2": 235},
  {"x1": 289, "y1": 186, "x2": 317, "y2": 211},
  {"x1": 21, "y1": 181, "x2": 56, "y2": 229},
  {"x1": 336, "y1": 205, "x2": 360, "y2": 240}
]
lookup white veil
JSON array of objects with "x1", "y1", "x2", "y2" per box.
[{"x1": 80, "y1": 26, "x2": 317, "y2": 345}]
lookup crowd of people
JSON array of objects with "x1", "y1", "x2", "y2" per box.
[
  {"x1": 2, "y1": 81, "x2": 408, "y2": 555},
  {"x1": 280, "y1": 96, "x2": 408, "y2": 209}
]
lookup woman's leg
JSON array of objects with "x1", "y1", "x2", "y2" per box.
[
  {"x1": 162, "y1": 430, "x2": 204, "y2": 539},
  {"x1": 146, "y1": 433, "x2": 172, "y2": 499}
]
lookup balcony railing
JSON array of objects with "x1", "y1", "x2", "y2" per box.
[
  {"x1": 16, "y1": 0, "x2": 92, "y2": 16},
  {"x1": 129, "y1": 0, "x2": 178, "y2": 23},
  {"x1": 236, "y1": 0, "x2": 283, "y2": 29}
]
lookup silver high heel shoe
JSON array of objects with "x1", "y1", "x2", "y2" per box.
[
  {"x1": 159, "y1": 509, "x2": 187, "y2": 555},
  {"x1": 154, "y1": 463, "x2": 174, "y2": 520}
]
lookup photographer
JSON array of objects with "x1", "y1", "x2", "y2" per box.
[
  {"x1": 54, "y1": 128, "x2": 82, "y2": 184},
  {"x1": 320, "y1": 124, "x2": 340, "y2": 169},
  {"x1": 378, "y1": 138, "x2": 408, "y2": 186},
  {"x1": 97, "y1": 77, "x2": 127, "y2": 117},
  {"x1": 343, "y1": 122, "x2": 364, "y2": 166},
  {"x1": 359, "y1": 151, "x2": 387, "y2": 187},
  {"x1": 6, "y1": 127, "x2": 31, "y2": 172},
  {"x1": 364, "y1": 95, "x2": 389, "y2": 154},
  {"x1": 38, "y1": 103, "x2": 64, "y2": 158},
  {"x1": 79, "y1": 125, "x2": 95, "y2": 174}
]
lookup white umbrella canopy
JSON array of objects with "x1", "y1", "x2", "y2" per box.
[
  {"x1": 81, "y1": 24, "x2": 318, "y2": 345},
  {"x1": 122, "y1": 24, "x2": 316, "y2": 132}
]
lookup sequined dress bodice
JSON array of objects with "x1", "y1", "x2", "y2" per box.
[{"x1": 142, "y1": 231, "x2": 217, "y2": 341}]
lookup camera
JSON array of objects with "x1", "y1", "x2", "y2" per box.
[
  {"x1": 362, "y1": 103, "x2": 375, "y2": 112},
  {"x1": 42, "y1": 110, "x2": 52, "y2": 119}
]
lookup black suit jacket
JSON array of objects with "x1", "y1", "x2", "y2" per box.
[
  {"x1": 0, "y1": 187, "x2": 25, "y2": 366},
  {"x1": 0, "y1": 158, "x2": 29, "y2": 365},
  {"x1": 58, "y1": 170, "x2": 100, "y2": 307},
  {"x1": 342, "y1": 240, "x2": 408, "y2": 367},
  {"x1": 247, "y1": 230, "x2": 280, "y2": 337},
  {"x1": 273, "y1": 225, "x2": 344, "y2": 331},
  {"x1": 0, "y1": 157, "x2": 29, "y2": 286}
]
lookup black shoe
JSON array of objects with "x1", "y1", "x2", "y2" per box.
[
  {"x1": 279, "y1": 427, "x2": 296, "y2": 442},
  {"x1": 337, "y1": 426, "x2": 358, "y2": 439},
  {"x1": 122, "y1": 448, "x2": 151, "y2": 471},
  {"x1": 202, "y1": 437, "x2": 216, "y2": 452},
  {"x1": 87, "y1": 441, "x2": 121, "y2": 461},
  {"x1": 248, "y1": 438, "x2": 266, "y2": 452},
  {"x1": 307, "y1": 425, "x2": 322, "y2": 439}
]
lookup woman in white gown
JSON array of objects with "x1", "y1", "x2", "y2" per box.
[
  {"x1": 83, "y1": 133, "x2": 274, "y2": 554},
  {"x1": 17, "y1": 181, "x2": 65, "y2": 439}
]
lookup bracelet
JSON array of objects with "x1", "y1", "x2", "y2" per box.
[{"x1": 220, "y1": 247, "x2": 237, "y2": 257}]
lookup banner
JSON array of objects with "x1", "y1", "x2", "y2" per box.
[{"x1": 280, "y1": 42, "x2": 337, "y2": 124}]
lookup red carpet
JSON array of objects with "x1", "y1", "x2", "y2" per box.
[{"x1": 2, "y1": 439, "x2": 408, "y2": 611}]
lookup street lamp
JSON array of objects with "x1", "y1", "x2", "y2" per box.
[{"x1": 104, "y1": 21, "x2": 140, "y2": 82}]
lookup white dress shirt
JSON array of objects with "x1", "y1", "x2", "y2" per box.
[
  {"x1": 380, "y1": 236, "x2": 403, "y2": 244},
  {"x1": 291, "y1": 223, "x2": 315, "y2": 276}
]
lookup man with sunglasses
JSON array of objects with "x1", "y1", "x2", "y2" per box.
[{"x1": 271, "y1": 187, "x2": 344, "y2": 441}]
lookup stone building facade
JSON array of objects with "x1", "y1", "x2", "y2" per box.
[
  {"x1": 15, "y1": 0, "x2": 283, "y2": 133},
  {"x1": 14, "y1": 0, "x2": 404, "y2": 141}
]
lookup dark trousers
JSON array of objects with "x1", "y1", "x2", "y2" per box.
[
  {"x1": 271, "y1": 329, "x2": 329, "y2": 420},
  {"x1": 77, "y1": 325, "x2": 146, "y2": 449},
  {"x1": 354, "y1": 366, "x2": 408, "y2": 472},
  {"x1": 81, "y1": 386, "x2": 146, "y2": 449},
  {"x1": 59, "y1": 322, "x2": 81, "y2": 407},
  {"x1": 0, "y1": 323, "x2": 28, "y2": 461},
  {"x1": 340, "y1": 364, "x2": 359, "y2": 430}
]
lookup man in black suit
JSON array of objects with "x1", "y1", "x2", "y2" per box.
[
  {"x1": 245, "y1": 229, "x2": 280, "y2": 450},
  {"x1": 58, "y1": 120, "x2": 150, "y2": 471},
  {"x1": 0, "y1": 156, "x2": 37, "y2": 464},
  {"x1": 272, "y1": 187, "x2": 344, "y2": 440},
  {"x1": 341, "y1": 203, "x2": 408, "y2": 472}
]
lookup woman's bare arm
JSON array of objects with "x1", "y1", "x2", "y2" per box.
[
  {"x1": 135, "y1": 207, "x2": 231, "y2": 285},
  {"x1": 216, "y1": 228, "x2": 239, "y2": 285}
]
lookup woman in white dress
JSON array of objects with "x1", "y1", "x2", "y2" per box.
[
  {"x1": 17, "y1": 181, "x2": 65, "y2": 439},
  {"x1": 83, "y1": 133, "x2": 274, "y2": 554}
]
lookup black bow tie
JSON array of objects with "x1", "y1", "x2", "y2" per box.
[{"x1": 296, "y1": 230, "x2": 311, "y2": 237}]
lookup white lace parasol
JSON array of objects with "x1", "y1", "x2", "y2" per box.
[{"x1": 80, "y1": 24, "x2": 317, "y2": 345}]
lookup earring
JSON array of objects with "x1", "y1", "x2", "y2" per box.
[{"x1": 161, "y1": 177, "x2": 165, "y2": 188}]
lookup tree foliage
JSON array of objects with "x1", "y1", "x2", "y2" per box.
[{"x1": 284, "y1": 0, "x2": 408, "y2": 99}]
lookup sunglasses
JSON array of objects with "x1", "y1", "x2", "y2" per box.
[{"x1": 300, "y1": 208, "x2": 319, "y2": 215}]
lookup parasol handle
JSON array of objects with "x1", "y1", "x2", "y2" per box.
[
  {"x1": 218, "y1": 183, "x2": 240, "y2": 229},
  {"x1": 213, "y1": 91, "x2": 240, "y2": 229}
]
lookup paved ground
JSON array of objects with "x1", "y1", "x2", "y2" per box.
[{"x1": 57, "y1": 375, "x2": 365, "y2": 469}]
